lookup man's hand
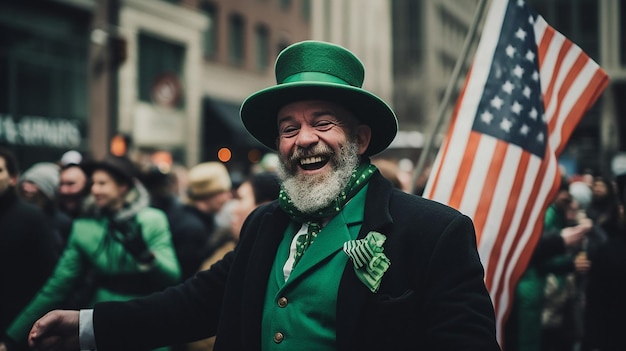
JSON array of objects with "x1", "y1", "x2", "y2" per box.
[
  {"x1": 560, "y1": 221, "x2": 592, "y2": 247},
  {"x1": 28, "y1": 310, "x2": 80, "y2": 351},
  {"x1": 574, "y1": 251, "x2": 592, "y2": 274}
]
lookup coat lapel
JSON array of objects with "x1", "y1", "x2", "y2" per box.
[
  {"x1": 241, "y1": 204, "x2": 290, "y2": 344},
  {"x1": 336, "y1": 172, "x2": 394, "y2": 351}
]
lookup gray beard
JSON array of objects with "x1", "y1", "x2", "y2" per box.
[{"x1": 278, "y1": 140, "x2": 360, "y2": 214}]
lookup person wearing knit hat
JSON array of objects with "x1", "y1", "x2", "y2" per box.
[
  {"x1": 19, "y1": 162, "x2": 60, "y2": 204},
  {"x1": 28, "y1": 40, "x2": 498, "y2": 351},
  {"x1": 17, "y1": 162, "x2": 72, "y2": 247}
]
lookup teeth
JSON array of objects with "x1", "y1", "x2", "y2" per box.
[{"x1": 300, "y1": 156, "x2": 323, "y2": 165}]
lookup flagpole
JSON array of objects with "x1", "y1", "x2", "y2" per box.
[{"x1": 410, "y1": 0, "x2": 489, "y2": 194}]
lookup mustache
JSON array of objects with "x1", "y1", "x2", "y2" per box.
[{"x1": 289, "y1": 144, "x2": 334, "y2": 162}]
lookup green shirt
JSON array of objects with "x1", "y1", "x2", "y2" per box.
[{"x1": 262, "y1": 184, "x2": 368, "y2": 351}]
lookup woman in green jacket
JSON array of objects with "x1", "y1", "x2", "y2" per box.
[{"x1": 2, "y1": 155, "x2": 181, "y2": 350}]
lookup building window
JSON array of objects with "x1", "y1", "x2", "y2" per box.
[
  {"x1": 228, "y1": 14, "x2": 245, "y2": 66},
  {"x1": 202, "y1": 3, "x2": 217, "y2": 59},
  {"x1": 255, "y1": 25, "x2": 269, "y2": 71},
  {"x1": 138, "y1": 33, "x2": 185, "y2": 108}
]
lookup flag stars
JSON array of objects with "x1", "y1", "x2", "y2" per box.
[
  {"x1": 529, "y1": 107, "x2": 538, "y2": 120},
  {"x1": 500, "y1": 118, "x2": 513, "y2": 133},
  {"x1": 517, "y1": 0, "x2": 525, "y2": 7},
  {"x1": 525, "y1": 50, "x2": 535, "y2": 62},
  {"x1": 491, "y1": 95, "x2": 504, "y2": 109},
  {"x1": 502, "y1": 81, "x2": 515, "y2": 94},
  {"x1": 515, "y1": 28, "x2": 527, "y2": 41},
  {"x1": 481, "y1": 110, "x2": 494, "y2": 124},
  {"x1": 511, "y1": 101, "x2": 523, "y2": 115},
  {"x1": 506, "y1": 45, "x2": 516, "y2": 58},
  {"x1": 537, "y1": 132, "x2": 545, "y2": 143},
  {"x1": 532, "y1": 70, "x2": 539, "y2": 81},
  {"x1": 523, "y1": 86, "x2": 532, "y2": 98},
  {"x1": 520, "y1": 124, "x2": 530, "y2": 136},
  {"x1": 513, "y1": 65, "x2": 525, "y2": 78}
]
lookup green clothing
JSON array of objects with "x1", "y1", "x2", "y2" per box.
[
  {"x1": 262, "y1": 184, "x2": 367, "y2": 351},
  {"x1": 6, "y1": 207, "x2": 181, "y2": 345},
  {"x1": 512, "y1": 204, "x2": 569, "y2": 351}
]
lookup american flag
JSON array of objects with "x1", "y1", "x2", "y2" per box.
[{"x1": 422, "y1": 0, "x2": 609, "y2": 345}]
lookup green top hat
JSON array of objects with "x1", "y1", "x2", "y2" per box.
[{"x1": 240, "y1": 40, "x2": 398, "y2": 156}]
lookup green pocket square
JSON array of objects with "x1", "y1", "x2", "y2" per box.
[{"x1": 343, "y1": 231, "x2": 391, "y2": 292}]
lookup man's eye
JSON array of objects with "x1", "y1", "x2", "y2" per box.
[
  {"x1": 315, "y1": 121, "x2": 335, "y2": 130},
  {"x1": 280, "y1": 127, "x2": 298, "y2": 137}
]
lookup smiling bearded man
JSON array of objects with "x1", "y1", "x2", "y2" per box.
[{"x1": 277, "y1": 136, "x2": 360, "y2": 214}]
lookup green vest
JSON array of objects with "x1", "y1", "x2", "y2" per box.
[{"x1": 261, "y1": 184, "x2": 368, "y2": 351}]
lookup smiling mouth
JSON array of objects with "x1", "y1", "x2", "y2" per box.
[{"x1": 299, "y1": 156, "x2": 329, "y2": 170}]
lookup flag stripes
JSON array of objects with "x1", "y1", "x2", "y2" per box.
[{"x1": 422, "y1": 0, "x2": 609, "y2": 345}]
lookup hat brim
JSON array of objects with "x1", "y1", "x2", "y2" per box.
[
  {"x1": 240, "y1": 82, "x2": 398, "y2": 156},
  {"x1": 81, "y1": 159, "x2": 134, "y2": 186}
]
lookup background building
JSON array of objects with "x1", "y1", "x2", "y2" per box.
[
  {"x1": 1, "y1": 0, "x2": 624, "y2": 180},
  {"x1": 528, "y1": 0, "x2": 626, "y2": 177},
  {"x1": 0, "y1": 0, "x2": 91, "y2": 166},
  {"x1": 106, "y1": 0, "x2": 311, "y2": 178},
  {"x1": 392, "y1": 0, "x2": 625, "y2": 178},
  {"x1": 391, "y1": 0, "x2": 481, "y2": 163}
]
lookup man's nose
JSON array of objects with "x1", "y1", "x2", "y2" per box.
[{"x1": 295, "y1": 125, "x2": 319, "y2": 147}]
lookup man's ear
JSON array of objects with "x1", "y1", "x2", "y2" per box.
[{"x1": 355, "y1": 125, "x2": 372, "y2": 155}]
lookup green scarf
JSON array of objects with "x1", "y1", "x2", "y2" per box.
[{"x1": 279, "y1": 161, "x2": 377, "y2": 268}]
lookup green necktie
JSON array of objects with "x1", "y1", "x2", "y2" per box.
[{"x1": 292, "y1": 221, "x2": 321, "y2": 269}]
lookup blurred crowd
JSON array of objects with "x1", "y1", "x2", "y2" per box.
[
  {"x1": 504, "y1": 169, "x2": 626, "y2": 351},
  {"x1": 1, "y1": 145, "x2": 625, "y2": 351},
  {"x1": 0, "y1": 147, "x2": 281, "y2": 351}
]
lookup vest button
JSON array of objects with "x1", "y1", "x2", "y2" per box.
[
  {"x1": 273, "y1": 332, "x2": 284, "y2": 343},
  {"x1": 277, "y1": 297, "x2": 288, "y2": 307}
]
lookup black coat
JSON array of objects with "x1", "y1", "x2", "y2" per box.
[
  {"x1": 0, "y1": 187, "x2": 60, "y2": 338},
  {"x1": 157, "y1": 197, "x2": 216, "y2": 280},
  {"x1": 94, "y1": 172, "x2": 500, "y2": 350},
  {"x1": 583, "y1": 234, "x2": 626, "y2": 351}
]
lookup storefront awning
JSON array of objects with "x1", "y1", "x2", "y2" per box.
[{"x1": 203, "y1": 97, "x2": 267, "y2": 149}]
